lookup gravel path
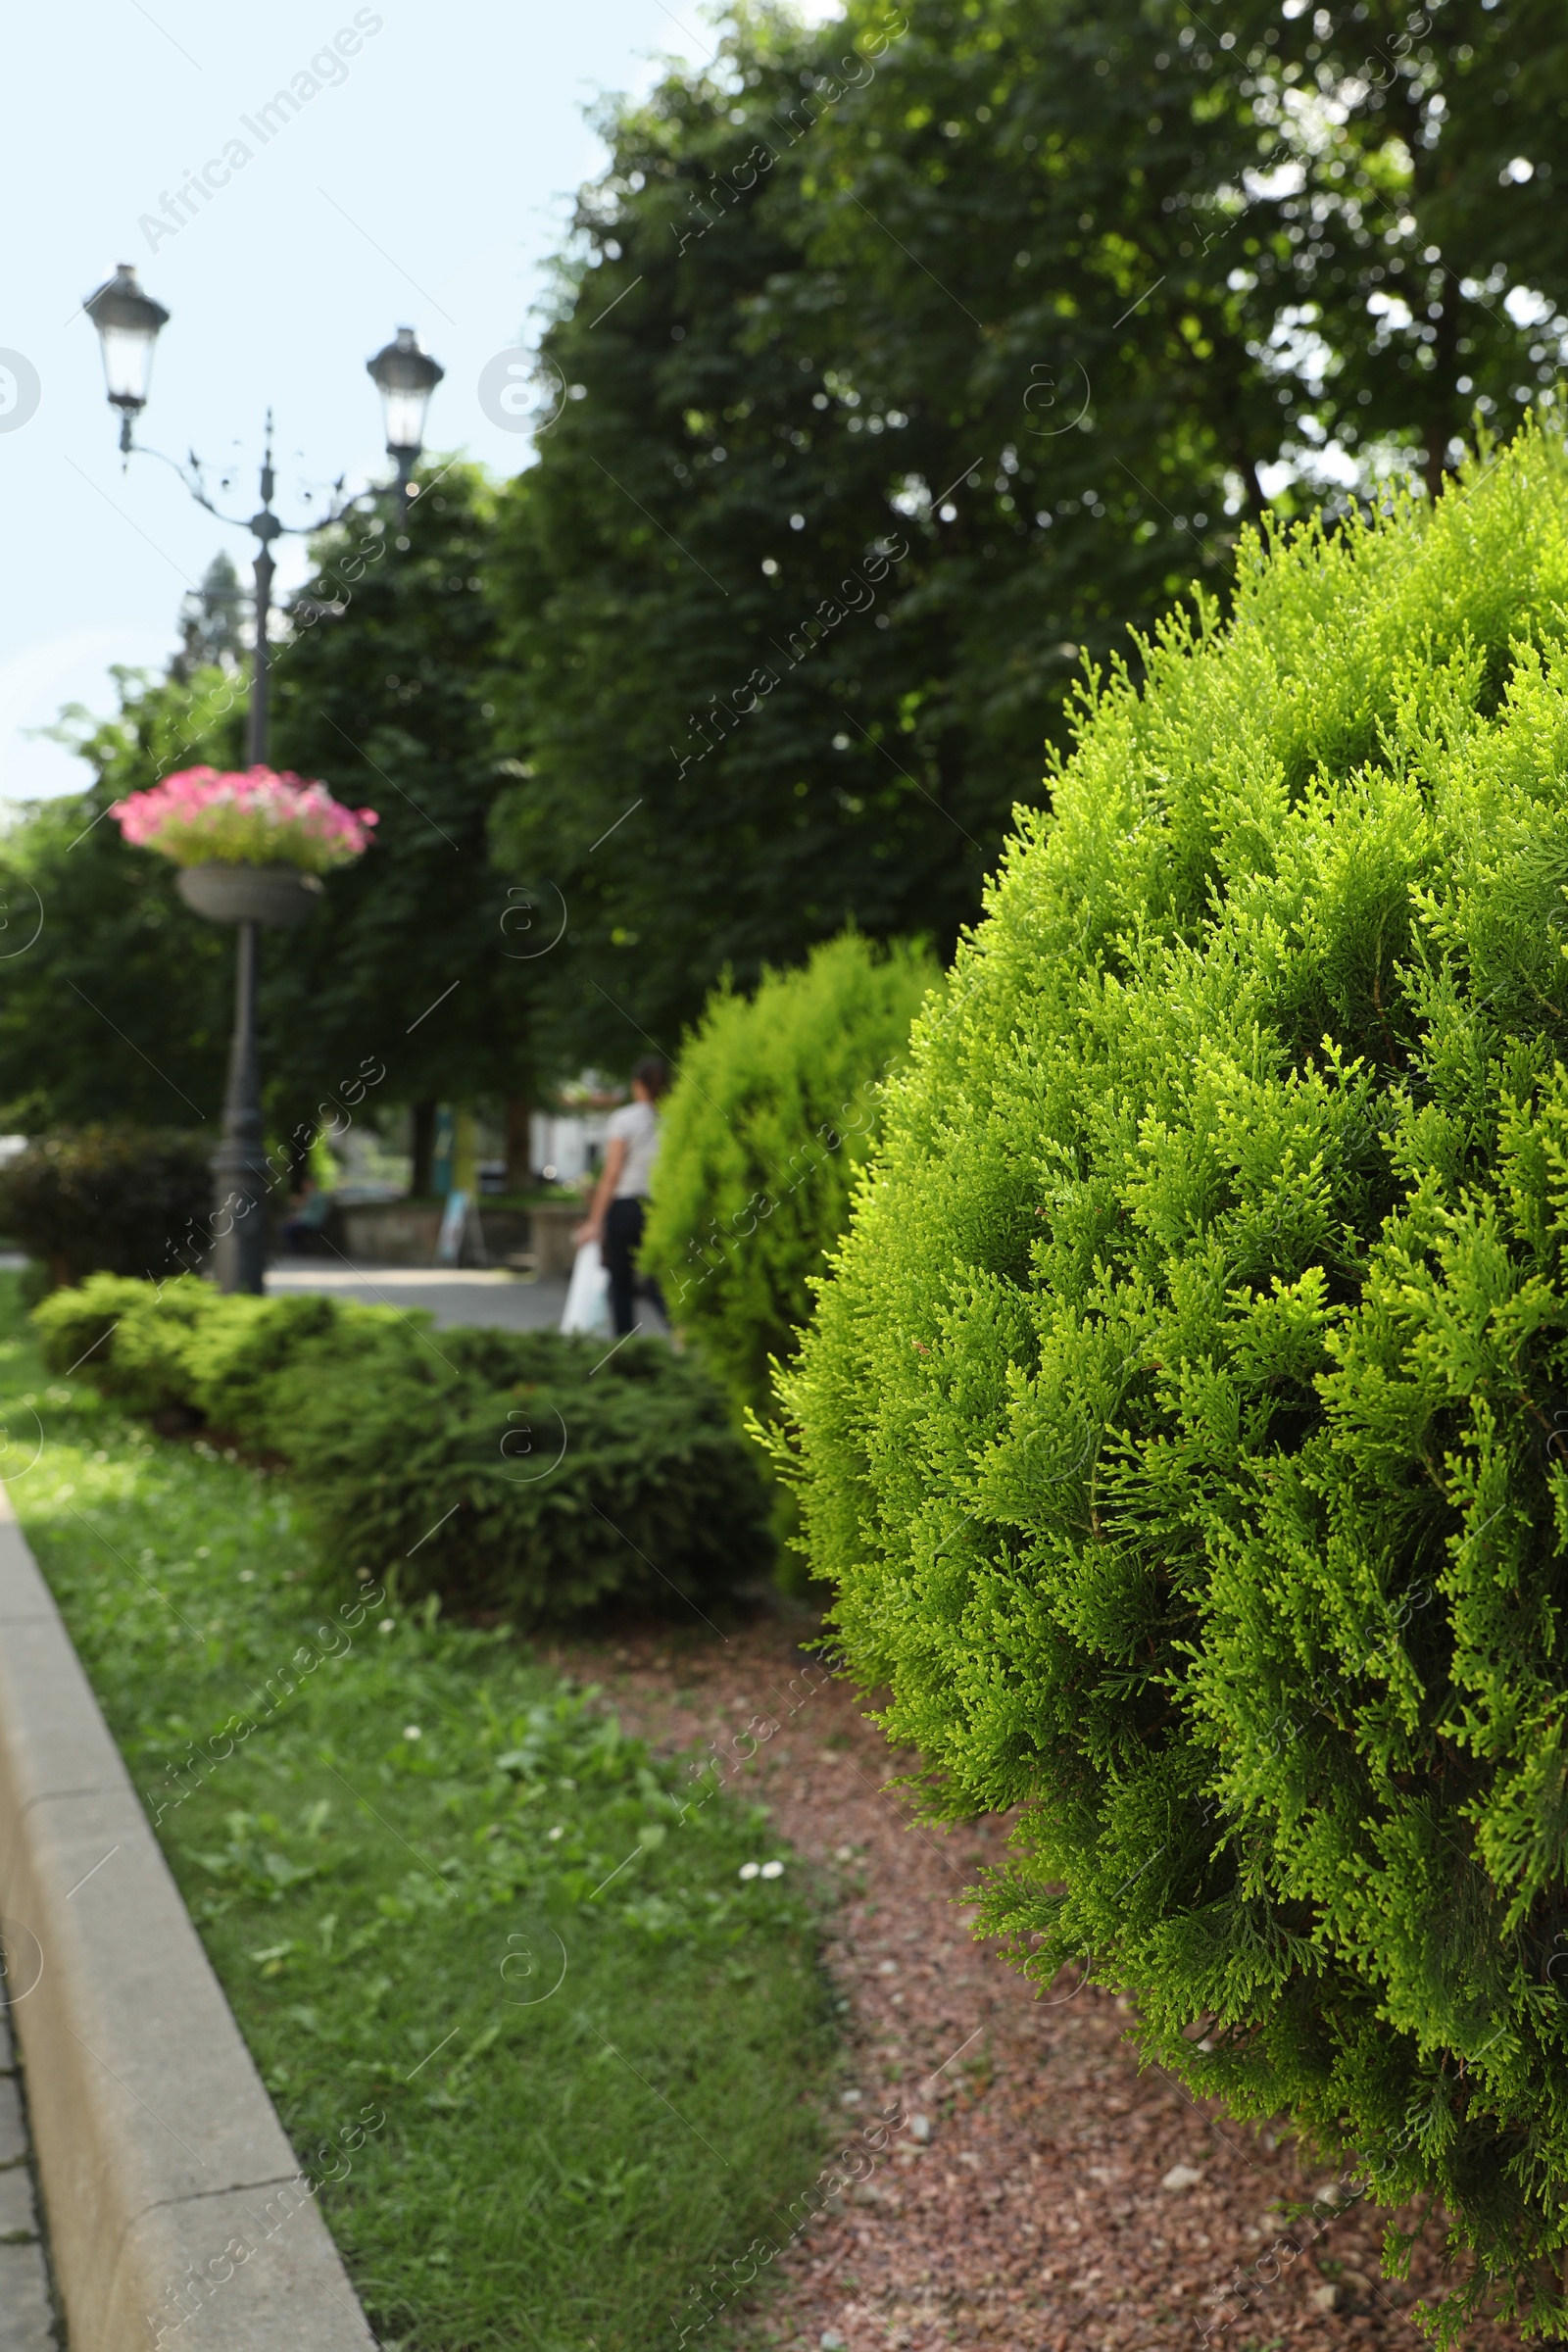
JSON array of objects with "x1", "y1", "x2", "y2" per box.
[
  {"x1": 551, "y1": 1611, "x2": 1526, "y2": 2352},
  {"x1": 0, "y1": 1992, "x2": 59, "y2": 2349}
]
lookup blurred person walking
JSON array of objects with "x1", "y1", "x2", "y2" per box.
[{"x1": 572, "y1": 1056, "x2": 668, "y2": 1337}]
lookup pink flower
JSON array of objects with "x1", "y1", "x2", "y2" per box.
[{"x1": 111, "y1": 765, "x2": 379, "y2": 873}]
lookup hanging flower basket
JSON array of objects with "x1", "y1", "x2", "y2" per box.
[{"x1": 112, "y1": 764, "x2": 378, "y2": 874}]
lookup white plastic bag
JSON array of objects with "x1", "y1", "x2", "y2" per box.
[{"x1": 560, "y1": 1238, "x2": 612, "y2": 1337}]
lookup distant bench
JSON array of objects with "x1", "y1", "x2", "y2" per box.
[{"x1": 333, "y1": 1199, "x2": 579, "y2": 1275}]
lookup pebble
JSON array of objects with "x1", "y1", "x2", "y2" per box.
[{"x1": 1160, "y1": 2162, "x2": 1204, "y2": 2192}]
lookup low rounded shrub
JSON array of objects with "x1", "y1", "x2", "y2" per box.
[
  {"x1": 773, "y1": 422, "x2": 1568, "y2": 2338},
  {"x1": 0, "y1": 1127, "x2": 210, "y2": 1291},
  {"x1": 36, "y1": 1275, "x2": 773, "y2": 1623},
  {"x1": 643, "y1": 931, "x2": 936, "y2": 1426}
]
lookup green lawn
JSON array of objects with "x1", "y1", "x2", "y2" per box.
[{"x1": 0, "y1": 1276, "x2": 839, "y2": 2350}]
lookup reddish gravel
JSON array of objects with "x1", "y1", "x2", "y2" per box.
[{"x1": 548, "y1": 1608, "x2": 1526, "y2": 2352}]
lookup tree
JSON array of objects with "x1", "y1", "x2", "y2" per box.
[
  {"x1": 266, "y1": 464, "x2": 538, "y2": 1176},
  {"x1": 1229, "y1": 0, "x2": 1568, "y2": 503},
  {"x1": 171, "y1": 552, "x2": 247, "y2": 683},
  {"x1": 487, "y1": 0, "x2": 1568, "y2": 1069}
]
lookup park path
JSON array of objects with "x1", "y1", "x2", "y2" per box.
[
  {"x1": 265, "y1": 1260, "x2": 569, "y2": 1332},
  {"x1": 551, "y1": 1611, "x2": 1526, "y2": 2352},
  {"x1": 0, "y1": 1992, "x2": 59, "y2": 2349}
]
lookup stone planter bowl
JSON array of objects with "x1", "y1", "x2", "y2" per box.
[{"x1": 175, "y1": 861, "x2": 325, "y2": 928}]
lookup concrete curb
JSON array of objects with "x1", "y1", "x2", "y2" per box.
[{"x1": 0, "y1": 1488, "x2": 377, "y2": 2350}]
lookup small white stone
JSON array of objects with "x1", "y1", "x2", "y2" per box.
[
  {"x1": 820, "y1": 2333, "x2": 847, "y2": 2349},
  {"x1": 1161, "y1": 2163, "x2": 1204, "y2": 2192},
  {"x1": 908, "y1": 2111, "x2": 931, "y2": 2142},
  {"x1": 1308, "y1": 2282, "x2": 1340, "y2": 2312}
]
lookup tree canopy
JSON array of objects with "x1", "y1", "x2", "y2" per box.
[
  {"x1": 266, "y1": 462, "x2": 536, "y2": 1144},
  {"x1": 487, "y1": 0, "x2": 1568, "y2": 1065}
]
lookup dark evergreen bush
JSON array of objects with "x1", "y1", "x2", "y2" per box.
[
  {"x1": 643, "y1": 932, "x2": 935, "y2": 1426},
  {"x1": 36, "y1": 1276, "x2": 772, "y2": 1623},
  {"x1": 772, "y1": 423, "x2": 1568, "y2": 2339},
  {"x1": 0, "y1": 1127, "x2": 210, "y2": 1290}
]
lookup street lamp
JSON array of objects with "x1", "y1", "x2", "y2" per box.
[
  {"x1": 82, "y1": 264, "x2": 443, "y2": 1294},
  {"x1": 368, "y1": 327, "x2": 445, "y2": 516},
  {"x1": 83, "y1": 264, "x2": 169, "y2": 452},
  {"x1": 82, "y1": 265, "x2": 443, "y2": 763}
]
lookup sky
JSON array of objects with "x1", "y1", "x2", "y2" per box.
[{"x1": 1, "y1": 0, "x2": 840, "y2": 808}]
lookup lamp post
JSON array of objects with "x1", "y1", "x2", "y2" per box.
[{"x1": 82, "y1": 264, "x2": 443, "y2": 1293}]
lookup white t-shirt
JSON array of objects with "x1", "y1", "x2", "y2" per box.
[{"x1": 607, "y1": 1099, "x2": 661, "y2": 1199}]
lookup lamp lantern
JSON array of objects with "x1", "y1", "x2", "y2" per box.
[
  {"x1": 84, "y1": 264, "x2": 170, "y2": 452},
  {"x1": 367, "y1": 325, "x2": 444, "y2": 495}
]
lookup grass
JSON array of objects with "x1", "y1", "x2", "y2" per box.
[{"x1": 0, "y1": 1275, "x2": 839, "y2": 2350}]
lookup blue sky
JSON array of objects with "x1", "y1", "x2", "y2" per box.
[{"x1": 1, "y1": 0, "x2": 838, "y2": 807}]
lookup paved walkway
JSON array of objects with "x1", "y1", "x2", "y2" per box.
[
  {"x1": 266, "y1": 1262, "x2": 570, "y2": 1332},
  {"x1": 0, "y1": 1996, "x2": 58, "y2": 2348}
]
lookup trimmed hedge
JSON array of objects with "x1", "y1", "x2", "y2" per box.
[
  {"x1": 772, "y1": 422, "x2": 1568, "y2": 2339},
  {"x1": 36, "y1": 1276, "x2": 772, "y2": 1622},
  {"x1": 0, "y1": 1126, "x2": 210, "y2": 1290},
  {"x1": 643, "y1": 932, "x2": 936, "y2": 1426}
]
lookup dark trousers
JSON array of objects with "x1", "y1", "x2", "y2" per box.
[{"x1": 603, "y1": 1196, "x2": 664, "y2": 1337}]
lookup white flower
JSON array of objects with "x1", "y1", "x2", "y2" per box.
[
  {"x1": 548, "y1": 1826, "x2": 565, "y2": 1841},
  {"x1": 403, "y1": 1726, "x2": 421, "y2": 1740},
  {"x1": 738, "y1": 1862, "x2": 760, "y2": 1881},
  {"x1": 760, "y1": 1859, "x2": 784, "y2": 1879}
]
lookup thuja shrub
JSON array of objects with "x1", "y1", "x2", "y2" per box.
[
  {"x1": 643, "y1": 931, "x2": 936, "y2": 1425},
  {"x1": 770, "y1": 422, "x2": 1568, "y2": 2339},
  {"x1": 36, "y1": 1276, "x2": 772, "y2": 1622}
]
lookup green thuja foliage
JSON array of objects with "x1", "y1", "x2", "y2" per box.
[
  {"x1": 773, "y1": 419, "x2": 1568, "y2": 2340},
  {"x1": 643, "y1": 932, "x2": 935, "y2": 1426},
  {"x1": 35, "y1": 1276, "x2": 772, "y2": 1623}
]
